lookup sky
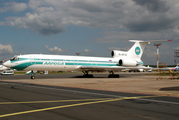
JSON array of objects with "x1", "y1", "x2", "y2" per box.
[{"x1": 0, "y1": 0, "x2": 178, "y2": 65}]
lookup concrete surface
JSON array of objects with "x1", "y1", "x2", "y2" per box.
[{"x1": 1, "y1": 73, "x2": 179, "y2": 97}]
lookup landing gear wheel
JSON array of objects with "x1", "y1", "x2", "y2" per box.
[
  {"x1": 108, "y1": 71, "x2": 120, "y2": 78},
  {"x1": 108, "y1": 74, "x2": 120, "y2": 78},
  {"x1": 83, "y1": 74, "x2": 94, "y2": 78},
  {"x1": 82, "y1": 71, "x2": 94, "y2": 78},
  {"x1": 31, "y1": 76, "x2": 36, "y2": 79}
]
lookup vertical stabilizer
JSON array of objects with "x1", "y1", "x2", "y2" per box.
[
  {"x1": 127, "y1": 40, "x2": 171, "y2": 60},
  {"x1": 127, "y1": 40, "x2": 149, "y2": 59}
]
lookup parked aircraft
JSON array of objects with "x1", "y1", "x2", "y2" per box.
[
  {"x1": 161, "y1": 64, "x2": 179, "y2": 71},
  {"x1": 3, "y1": 40, "x2": 171, "y2": 79}
]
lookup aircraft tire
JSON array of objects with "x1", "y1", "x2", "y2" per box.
[
  {"x1": 89, "y1": 74, "x2": 94, "y2": 78},
  {"x1": 108, "y1": 74, "x2": 120, "y2": 78},
  {"x1": 31, "y1": 76, "x2": 35, "y2": 79},
  {"x1": 83, "y1": 74, "x2": 94, "y2": 78}
]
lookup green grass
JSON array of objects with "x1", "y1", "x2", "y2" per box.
[{"x1": 14, "y1": 71, "x2": 26, "y2": 74}]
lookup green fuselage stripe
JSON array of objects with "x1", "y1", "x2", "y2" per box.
[{"x1": 10, "y1": 58, "x2": 118, "y2": 70}]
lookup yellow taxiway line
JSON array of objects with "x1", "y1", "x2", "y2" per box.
[
  {"x1": 0, "y1": 95, "x2": 159, "y2": 118},
  {"x1": 0, "y1": 98, "x2": 114, "y2": 105}
]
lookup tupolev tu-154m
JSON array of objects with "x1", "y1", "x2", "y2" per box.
[{"x1": 3, "y1": 40, "x2": 172, "y2": 79}]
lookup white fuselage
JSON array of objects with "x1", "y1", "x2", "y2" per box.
[{"x1": 3, "y1": 54, "x2": 142, "y2": 71}]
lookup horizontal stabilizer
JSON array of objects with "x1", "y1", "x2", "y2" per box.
[
  {"x1": 127, "y1": 39, "x2": 172, "y2": 60},
  {"x1": 129, "y1": 40, "x2": 172, "y2": 44}
]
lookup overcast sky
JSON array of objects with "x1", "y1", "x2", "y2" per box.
[{"x1": 0, "y1": 0, "x2": 178, "y2": 65}]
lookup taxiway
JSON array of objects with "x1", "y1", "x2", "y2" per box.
[{"x1": 0, "y1": 73, "x2": 178, "y2": 119}]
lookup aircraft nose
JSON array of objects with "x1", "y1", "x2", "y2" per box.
[{"x1": 3, "y1": 60, "x2": 11, "y2": 67}]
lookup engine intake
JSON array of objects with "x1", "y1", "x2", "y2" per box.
[
  {"x1": 119, "y1": 59, "x2": 138, "y2": 67},
  {"x1": 111, "y1": 50, "x2": 127, "y2": 58}
]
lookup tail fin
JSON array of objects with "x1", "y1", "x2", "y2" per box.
[{"x1": 127, "y1": 40, "x2": 171, "y2": 59}]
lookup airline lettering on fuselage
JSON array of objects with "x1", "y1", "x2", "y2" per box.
[
  {"x1": 43, "y1": 62, "x2": 65, "y2": 65},
  {"x1": 118, "y1": 53, "x2": 127, "y2": 56}
]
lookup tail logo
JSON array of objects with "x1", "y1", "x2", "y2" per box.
[{"x1": 135, "y1": 47, "x2": 141, "y2": 55}]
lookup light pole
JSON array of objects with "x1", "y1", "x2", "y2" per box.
[{"x1": 154, "y1": 43, "x2": 161, "y2": 68}]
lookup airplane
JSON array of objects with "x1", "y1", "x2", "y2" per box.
[
  {"x1": 160, "y1": 64, "x2": 179, "y2": 71},
  {"x1": 3, "y1": 40, "x2": 172, "y2": 79},
  {"x1": 174, "y1": 64, "x2": 179, "y2": 70}
]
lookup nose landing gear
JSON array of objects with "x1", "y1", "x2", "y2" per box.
[
  {"x1": 31, "y1": 75, "x2": 36, "y2": 79},
  {"x1": 30, "y1": 70, "x2": 36, "y2": 79}
]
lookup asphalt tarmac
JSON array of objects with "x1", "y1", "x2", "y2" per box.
[
  {"x1": 0, "y1": 79, "x2": 179, "y2": 120},
  {"x1": 0, "y1": 72, "x2": 144, "y2": 80}
]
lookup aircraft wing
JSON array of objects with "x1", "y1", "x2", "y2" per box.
[{"x1": 78, "y1": 66, "x2": 152, "y2": 71}]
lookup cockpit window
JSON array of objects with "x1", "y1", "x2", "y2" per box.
[{"x1": 10, "y1": 57, "x2": 19, "y2": 61}]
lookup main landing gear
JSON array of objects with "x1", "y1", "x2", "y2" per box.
[
  {"x1": 108, "y1": 71, "x2": 120, "y2": 78},
  {"x1": 82, "y1": 71, "x2": 94, "y2": 78},
  {"x1": 82, "y1": 71, "x2": 119, "y2": 78}
]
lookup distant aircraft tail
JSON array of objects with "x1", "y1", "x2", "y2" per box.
[{"x1": 127, "y1": 40, "x2": 171, "y2": 60}]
